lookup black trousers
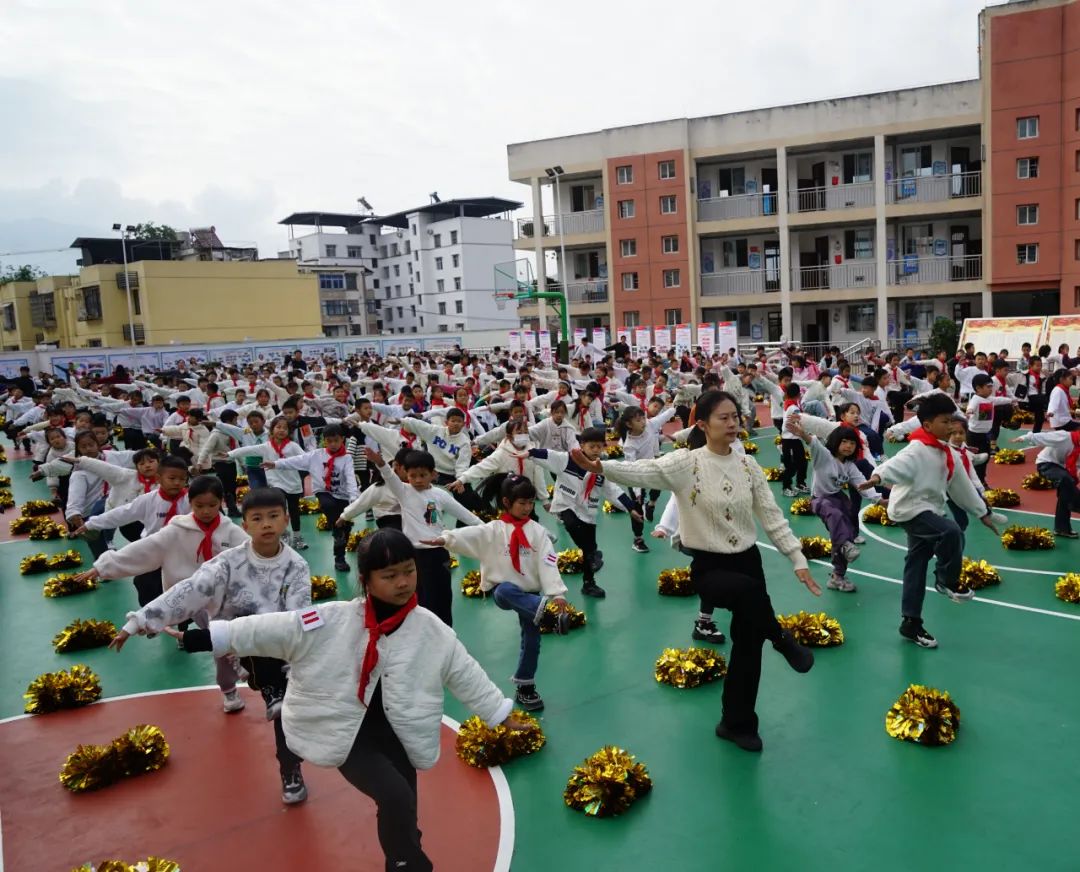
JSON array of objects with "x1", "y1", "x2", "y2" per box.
[
  {"x1": 436, "y1": 472, "x2": 485, "y2": 518},
  {"x1": 628, "y1": 488, "x2": 661, "y2": 538},
  {"x1": 338, "y1": 715, "x2": 431, "y2": 872},
  {"x1": 1038, "y1": 462, "x2": 1080, "y2": 533},
  {"x1": 886, "y1": 389, "x2": 911, "y2": 426},
  {"x1": 989, "y1": 405, "x2": 1012, "y2": 442},
  {"x1": 967, "y1": 431, "x2": 991, "y2": 485},
  {"x1": 284, "y1": 490, "x2": 302, "y2": 532},
  {"x1": 317, "y1": 492, "x2": 349, "y2": 557},
  {"x1": 414, "y1": 547, "x2": 452, "y2": 626},
  {"x1": 119, "y1": 521, "x2": 143, "y2": 543},
  {"x1": 689, "y1": 546, "x2": 781, "y2": 734},
  {"x1": 780, "y1": 439, "x2": 807, "y2": 488},
  {"x1": 560, "y1": 509, "x2": 597, "y2": 584},
  {"x1": 134, "y1": 568, "x2": 163, "y2": 607},
  {"x1": 212, "y1": 460, "x2": 239, "y2": 514},
  {"x1": 122, "y1": 427, "x2": 146, "y2": 450},
  {"x1": 376, "y1": 514, "x2": 402, "y2": 531},
  {"x1": 1027, "y1": 394, "x2": 1048, "y2": 433}
]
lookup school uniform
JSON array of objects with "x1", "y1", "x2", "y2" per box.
[
  {"x1": 1014, "y1": 430, "x2": 1080, "y2": 534},
  {"x1": 273, "y1": 447, "x2": 359, "y2": 560}
]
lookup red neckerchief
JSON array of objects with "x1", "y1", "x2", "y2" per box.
[
  {"x1": 357, "y1": 594, "x2": 418, "y2": 702},
  {"x1": 323, "y1": 445, "x2": 347, "y2": 491},
  {"x1": 137, "y1": 473, "x2": 155, "y2": 493},
  {"x1": 1066, "y1": 431, "x2": 1080, "y2": 483},
  {"x1": 578, "y1": 404, "x2": 588, "y2": 430},
  {"x1": 304, "y1": 392, "x2": 316, "y2": 400},
  {"x1": 582, "y1": 472, "x2": 597, "y2": 501},
  {"x1": 207, "y1": 393, "x2": 220, "y2": 404},
  {"x1": 499, "y1": 513, "x2": 532, "y2": 573},
  {"x1": 454, "y1": 401, "x2": 471, "y2": 425},
  {"x1": 783, "y1": 398, "x2": 800, "y2": 410},
  {"x1": 430, "y1": 397, "x2": 446, "y2": 407},
  {"x1": 271, "y1": 437, "x2": 290, "y2": 458},
  {"x1": 839, "y1": 422, "x2": 864, "y2": 460},
  {"x1": 636, "y1": 393, "x2": 646, "y2": 410},
  {"x1": 187, "y1": 427, "x2": 195, "y2": 443},
  {"x1": 1030, "y1": 372, "x2": 1042, "y2": 392},
  {"x1": 161, "y1": 489, "x2": 187, "y2": 525},
  {"x1": 910, "y1": 427, "x2": 954, "y2": 480},
  {"x1": 956, "y1": 444, "x2": 973, "y2": 477},
  {"x1": 195, "y1": 514, "x2": 222, "y2": 562},
  {"x1": 249, "y1": 381, "x2": 257, "y2": 393},
  {"x1": 228, "y1": 437, "x2": 237, "y2": 450},
  {"x1": 890, "y1": 366, "x2": 900, "y2": 385},
  {"x1": 995, "y1": 373, "x2": 1008, "y2": 396}
]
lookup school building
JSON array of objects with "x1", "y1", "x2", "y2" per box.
[{"x1": 506, "y1": 0, "x2": 1080, "y2": 349}]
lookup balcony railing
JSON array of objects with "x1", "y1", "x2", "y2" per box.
[
  {"x1": 886, "y1": 255, "x2": 982, "y2": 285},
  {"x1": 886, "y1": 171, "x2": 981, "y2": 205},
  {"x1": 700, "y1": 270, "x2": 780, "y2": 296},
  {"x1": 789, "y1": 181, "x2": 874, "y2": 213},
  {"x1": 552, "y1": 280, "x2": 609, "y2": 304},
  {"x1": 792, "y1": 261, "x2": 877, "y2": 291},
  {"x1": 697, "y1": 191, "x2": 780, "y2": 222},
  {"x1": 517, "y1": 209, "x2": 605, "y2": 239}
]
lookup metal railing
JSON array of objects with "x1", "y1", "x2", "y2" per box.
[
  {"x1": 887, "y1": 255, "x2": 982, "y2": 284},
  {"x1": 697, "y1": 191, "x2": 780, "y2": 222},
  {"x1": 551, "y1": 281, "x2": 609, "y2": 304},
  {"x1": 517, "y1": 209, "x2": 605, "y2": 239},
  {"x1": 789, "y1": 181, "x2": 874, "y2": 213},
  {"x1": 791, "y1": 261, "x2": 877, "y2": 291},
  {"x1": 886, "y1": 171, "x2": 981, "y2": 204},
  {"x1": 700, "y1": 270, "x2": 779, "y2": 296}
]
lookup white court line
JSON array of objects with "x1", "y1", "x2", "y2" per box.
[
  {"x1": 1, "y1": 688, "x2": 515, "y2": 872},
  {"x1": 757, "y1": 542, "x2": 1080, "y2": 623}
]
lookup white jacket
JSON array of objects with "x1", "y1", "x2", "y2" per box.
[
  {"x1": 209, "y1": 600, "x2": 512, "y2": 768},
  {"x1": 874, "y1": 439, "x2": 987, "y2": 523},
  {"x1": 441, "y1": 518, "x2": 567, "y2": 596}
]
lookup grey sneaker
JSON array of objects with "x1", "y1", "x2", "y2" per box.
[
  {"x1": 292, "y1": 532, "x2": 309, "y2": 551},
  {"x1": 796, "y1": 484, "x2": 810, "y2": 494},
  {"x1": 782, "y1": 488, "x2": 797, "y2": 497},
  {"x1": 935, "y1": 582, "x2": 974, "y2": 603},
  {"x1": 840, "y1": 541, "x2": 861, "y2": 563},
  {"x1": 222, "y1": 689, "x2": 245, "y2": 713},
  {"x1": 281, "y1": 766, "x2": 308, "y2": 804},
  {"x1": 827, "y1": 573, "x2": 857, "y2": 592},
  {"x1": 853, "y1": 535, "x2": 866, "y2": 545}
]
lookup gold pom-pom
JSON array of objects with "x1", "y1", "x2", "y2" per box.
[
  {"x1": 654, "y1": 647, "x2": 727, "y2": 688},
  {"x1": 538, "y1": 601, "x2": 586, "y2": 634},
  {"x1": 885, "y1": 684, "x2": 960, "y2": 746},
  {"x1": 763, "y1": 466, "x2": 782, "y2": 481},
  {"x1": 1001, "y1": 524, "x2": 1055, "y2": 551},
  {"x1": 741, "y1": 440, "x2": 759, "y2": 455},
  {"x1": 773, "y1": 435, "x2": 782, "y2": 446},
  {"x1": 604, "y1": 444, "x2": 624, "y2": 459},
  {"x1": 547, "y1": 484, "x2": 554, "y2": 498},
  {"x1": 455, "y1": 709, "x2": 546, "y2": 768},
  {"x1": 235, "y1": 474, "x2": 248, "y2": 486},
  {"x1": 461, "y1": 570, "x2": 483, "y2": 598},
  {"x1": 346, "y1": 527, "x2": 373, "y2": 552},
  {"x1": 449, "y1": 556, "x2": 459, "y2": 569},
  {"x1": 755, "y1": 393, "x2": 765, "y2": 403},
  {"x1": 602, "y1": 500, "x2": 617, "y2": 513},
  {"x1": 72, "y1": 858, "x2": 181, "y2": 872},
  {"x1": 992, "y1": 448, "x2": 1025, "y2": 465},
  {"x1": 1022, "y1": 472, "x2": 1055, "y2": 490},
  {"x1": 0, "y1": 491, "x2": 13, "y2": 508},
  {"x1": 0, "y1": 474, "x2": 11, "y2": 487},
  {"x1": 657, "y1": 567, "x2": 693, "y2": 597},
  {"x1": 737, "y1": 429, "x2": 749, "y2": 440},
  {"x1": 52, "y1": 618, "x2": 118, "y2": 653},
  {"x1": 20, "y1": 498, "x2": 57, "y2": 517},
  {"x1": 861, "y1": 504, "x2": 896, "y2": 526},
  {"x1": 315, "y1": 513, "x2": 331, "y2": 531},
  {"x1": 789, "y1": 497, "x2": 812, "y2": 515},
  {"x1": 1054, "y1": 573, "x2": 1080, "y2": 603},
  {"x1": 958, "y1": 558, "x2": 1002, "y2": 592},
  {"x1": 59, "y1": 724, "x2": 170, "y2": 793},
  {"x1": 29, "y1": 518, "x2": 65, "y2": 540},
  {"x1": 48, "y1": 549, "x2": 84, "y2": 570},
  {"x1": 1009, "y1": 408, "x2": 1034, "y2": 425},
  {"x1": 800, "y1": 536, "x2": 832, "y2": 558},
  {"x1": 563, "y1": 746, "x2": 653, "y2": 817},
  {"x1": 298, "y1": 496, "x2": 320, "y2": 514},
  {"x1": 983, "y1": 488, "x2": 1020, "y2": 508},
  {"x1": 557, "y1": 548, "x2": 584, "y2": 574},
  {"x1": 20, "y1": 552, "x2": 50, "y2": 574},
  {"x1": 10, "y1": 515, "x2": 36, "y2": 534},
  {"x1": 24, "y1": 665, "x2": 101, "y2": 714},
  {"x1": 235, "y1": 485, "x2": 249, "y2": 503},
  {"x1": 673, "y1": 439, "x2": 688, "y2": 450},
  {"x1": 44, "y1": 573, "x2": 99, "y2": 598},
  {"x1": 310, "y1": 575, "x2": 337, "y2": 600},
  {"x1": 776, "y1": 611, "x2": 844, "y2": 647}
]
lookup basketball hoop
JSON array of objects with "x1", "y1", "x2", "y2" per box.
[{"x1": 493, "y1": 291, "x2": 516, "y2": 311}]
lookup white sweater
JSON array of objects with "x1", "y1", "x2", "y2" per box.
[
  {"x1": 873, "y1": 439, "x2": 988, "y2": 523},
  {"x1": 459, "y1": 441, "x2": 547, "y2": 498},
  {"x1": 600, "y1": 447, "x2": 809, "y2": 571},
  {"x1": 380, "y1": 473, "x2": 480, "y2": 548},
  {"x1": 441, "y1": 519, "x2": 567, "y2": 596},
  {"x1": 228, "y1": 440, "x2": 304, "y2": 493},
  {"x1": 95, "y1": 512, "x2": 249, "y2": 590},
  {"x1": 401, "y1": 418, "x2": 472, "y2": 478},
  {"x1": 341, "y1": 482, "x2": 401, "y2": 521},
  {"x1": 1016, "y1": 430, "x2": 1080, "y2": 469},
  {"x1": 209, "y1": 600, "x2": 511, "y2": 768},
  {"x1": 86, "y1": 488, "x2": 191, "y2": 537}
]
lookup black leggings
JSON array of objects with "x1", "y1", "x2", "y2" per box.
[
  {"x1": 338, "y1": 710, "x2": 431, "y2": 872},
  {"x1": 780, "y1": 439, "x2": 807, "y2": 488},
  {"x1": 376, "y1": 514, "x2": 402, "y2": 530},
  {"x1": 212, "y1": 460, "x2": 239, "y2": 515},
  {"x1": 317, "y1": 492, "x2": 349, "y2": 557},
  {"x1": 628, "y1": 488, "x2": 660, "y2": 538},
  {"x1": 560, "y1": 509, "x2": 597, "y2": 583},
  {"x1": 689, "y1": 546, "x2": 781, "y2": 734},
  {"x1": 413, "y1": 547, "x2": 452, "y2": 626},
  {"x1": 134, "y1": 569, "x2": 163, "y2": 607},
  {"x1": 284, "y1": 490, "x2": 302, "y2": 532}
]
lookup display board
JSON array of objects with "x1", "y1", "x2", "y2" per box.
[
  {"x1": 1040, "y1": 315, "x2": 1080, "y2": 355},
  {"x1": 958, "y1": 317, "x2": 1046, "y2": 358}
]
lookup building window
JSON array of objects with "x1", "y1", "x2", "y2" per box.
[
  {"x1": 437, "y1": 279, "x2": 445, "y2": 292},
  {"x1": 386, "y1": 308, "x2": 393, "y2": 322},
  {"x1": 847, "y1": 303, "x2": 875, "y2": 332},
  {"x1": 411, "y1": 305, "x2": 416, "y2": 317},
  {"x1": 452, "y1": 254, "x2": 460, "y2": 268},
  {"x1": 616, "y1": 165, "x2": 633, "y2": 185},
  {"x1": 407, "y1": 262, "x2": 413, "y2": 275},
  {"x1": 662, "y1": 235, "x2": 679, "y2": 254},
  {"x1": 397, "y1": 306, "x2": 403, "y2": 318},
  {"x1": 438, "y1": 302, "x2": 446, "y2": 315},
  {"x1": 450, "y1": 230, "x2": 458, "y2": 245},
  {"x1": 1016, "y1": 243, "x2": 1039, "y2": 264},
  {"x1": 1017, "y1": 157, "x2": 1039, "y2": 179},
  {"x1": 1075, "y1": 239, "x2": 1080, "y2": 260},
  {"x1": 455, "y1": 322, "x2": 465, "y2": 331},
  {"x1": 323, "y1": 300, "x2": 350, "y2": 317},
  {"x1": 623, "y1": 310, "x2": 640, "y2": 327},
  {"x1": 901, "y1": 146, "x2": 932, "y2": 177},
  {"x1": 132, "y1": 286, "x2": 141, "y2": 315},
  {"x1": 455, "y1": 300, "x2": 463, "y2": 314},
  {"x1": 722, "y1": 239, "x2": 749, "y2": 269},
  {"x1": 617, "y1": 199, "x2": 635, "y2": 219},
  {"x1": 664, "y1": 308, "x2": 681, "y2": 325},
  {"x1": 1, "y1": 303, "x2": 14, "y2": 331},
  {"x1": 433, "y1": 234, "x2": 442, "y2": 248},
  {"x1": 454, "y1": 277, "x2": 461, "y2": 290},
  {"x1": 1017, "y1": 116, "x2": 1039, "y2": 139},
  {"x1": 953, "y1": 301, "x2": 971, "y2": 323},
  {"x1": 843, "y1": 152, "x2": 873, "y2": 183},
  {"x1": 658, "y1": 160, "x2": 676, "y2": 180},
  {"x1": 717, "y1": 167, "x2": 745, "y2": 196},
  {"x1": 622, "y1": 272, "x2": 639, "y2": 291},
  {"x1": 347, "y1": 246, "x2": 361, "y2": 258},
  {"x1": 319, "y1": 274, "x2": 346, "y2": 290},
  {"x1": 396, "y1": 286, "x2": 402, "y2": 297},
  {"x1": 435, "y1": 257, "x2": 443, "y2": 270},
  {"x1": 844, "y1": 229, "x2": 874, "y2": 259},
  {"x1": 620, "y1": 239, "x2": 637, "y2": 257},
  {"x1": 1017, "y1": 204, "x2": 1039, "y2": 225},
  {"x1": 80, "y1": 287, "x2": 103, "y2": 320},
  {"x1": 1075, "y1": 286, "x2": 1080, "y2": 308},
  {"x1": 385, "y1": 288, "x2": 392, "y2": 300},
  {"x1": 405, "y1": 241, "x2": 411, "y2": 254},
  {"x1": 438, "y1": 324, "x2": 448, "y2": 333},
  {"x1": 393, "y1": 265, "x2": 400, "y2": 277},
  {"x1": 414, "y1": 250, "x2": 419, "y2": 261},
  {"x1": 660, "y1": 195, "x2": 677, "y2": 214},
  {"x1": 325, "y1": 244, "x2": 337, "y2": 257},
  {"x1": 662, "y1": 268, "x2": 681, "y2": 288},
  {"x1": 369, "y1": 234, "x2": 377, "y2": 245},
  {"x1": 411, "y1": 224, "x2": 417, "y2": 235},
  {"x1": 904, "y1": 301, "x2": 935, "y2": 332}
]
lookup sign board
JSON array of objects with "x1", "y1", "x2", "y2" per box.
[
  {"x1": 160, "y1": 349, "x2": 209, "y2": 369},
  {"x1": 0, "y1": 357, "x2": 30, "y2": 379},
  {"x1": 750, "y1": 323, "x2": 763, "y2": 341},
  {"x1": 538, "y1": 330, "x2": 553, "y2": 366},
  {"x1": 592, "y1": 327, "x2": 607, "y2": 350},
  {"x1": 674, "y1": 324, "x2": 692, "y2": 354},
  {"x1": 716, "y1": 321, "x2": 738, "y2": 354},
  {"x1": 697, "y1": 323, "x2": 715, "y2": 357},
  {"x1": 106, "y1": 352, "x2": 162, "y2": 373},
  {"x1": 208, "y1": 347, "x2": 254, "y2": 367},
  {"x1": 633, "y1": 327, "x2": 651, "y2": 353},
  {"x1": 653, "y1": 326, "x2": 671, "y2": 353},
  {"x1": 53, "y1": 354, "x2": 108, "y2": 380},
  {"x1": 508, "y1": 330, "x2": 522, "y2": 355},
  {"x1": 521, "y1": 330, "x2": 537, "y2": 351},
  {"x1": 959, "y1": 317, "x2": 1046, "y2": 358},
  {"x1": 341, "y1": 341, "x2": 381, "y2": 357},
  {"x1": 1041, "y1": 315, "x2": 1080, "y2": 356},
  {"x1": 573, "y1": 328, "x2": 587, "y2": 347}
]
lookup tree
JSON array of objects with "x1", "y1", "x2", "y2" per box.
[
  {"x1": 132, "y1": 222, "x2": 178, "y2": 242},
  {"x1": 929, "y1": 316, "x2": 960, "y2": 356},
  {"x1": 0, "y1": 264, "x2": 47, "y2": 285}
]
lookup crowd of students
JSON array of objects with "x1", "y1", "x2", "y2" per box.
[{"x1": 1, "y1": 335, "x2": 1077, "y2": 870}]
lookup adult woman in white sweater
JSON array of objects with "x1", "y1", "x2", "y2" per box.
[{"x1": 574, "y1": 389, "x2": 821, "y2": 752}]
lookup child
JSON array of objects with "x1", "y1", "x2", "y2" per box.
[
  {"x1": 217, "y1": 408, "x2": 270, "y2": 490},
  {"x1": 181, "y1": 528, "x2": 522, "y2": 867},
  {"x1": 365, "y1": 448, "x2": 481, "y2": 626},
  {"x1": 62, "y1": 446, "x2": 161, "y2": 543},
  {"x1": 966, "y1": 373, "x2": 1017, "y2": 483},
  {"x1": 452, "y1": 418, "x2": 547, "y2": 504},
  {"x1": 59, "y1": 430, "x2": 112, "y2": 558},
  {"x1": 780, "y1": 382, "x2": 809, "y2": 497},
  {"x1": 423, "y1": 476, "x2": 572, "y2": 712},
  {"x1": 529, "y1": 427, "x2": 640, "y2": 597},
  {"x1": 109, "y1": 487, "x2": 313, "y2": 805},
  {"x1": 74, "y1": 476, "x2": 250, "y2": 708},
  {"x1": 263, "y1": 423, "x2": 357, "y2": 571},
  {"x1": 340, "y1": 446, "x2": 410, "y2": 531},
  {"x1": 194, "y1": 408, "x2": 242, "y2": 516},
  {"x1": 1010, "y1": 428, "x2": 1080, "y2": 538},
  {"x1": 859, "y1": 393, "x2": 1000, "y2": 649},
  {"x1": 616, "y1": 402, "x2": 677, "y2": 548},
  {"x1": 160, "y1": 407, "x2": 210, "y2": 464}
]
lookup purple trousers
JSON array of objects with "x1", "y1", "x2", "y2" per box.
[{"x1": 811, "y1": 492, "x2": 856, "y2": 575}]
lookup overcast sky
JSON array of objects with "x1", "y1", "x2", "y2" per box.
[{"x1": 2, "y1": 0, "x2": 999, "y2": 275}]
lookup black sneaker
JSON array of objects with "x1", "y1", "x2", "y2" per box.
[
  {"x1": 899, "y1": 618, "x2": 938, "y2": 649},
  {"x1": 632, "y1": 538, "x2": 649, "y2": 553},
  {"x1": 644, "y1": 501, "x2": 656, "y2": 522},
  {"x1": 581, "y1": 581, "x2": 606, "y2": 598},
  {"x1": 692, "y1": 618, "x2": 726, "y2": 644},
  {"x1": 515, "y1": 685, "x2": 545, "y2": 712},
  {"x1": 281, "y1": 765, "x2": 308, "y2": 804},
  {"x1": 334, "y1": 557, "x2": 350, "y2": 572},
  {"x1": 1055, "y1": 529, "x2": 1079, "y2": 540},
  {"x1": 590, "y1": 550, "x2": 604, "y2": 572},
  {"x1": 715, "y1": 721, "x2": 763, "y2": 752},
  {"x1": 261, "y1": 685, "x2": 285, "y2": 721},
  {"x1": 772, "y1": 630, "x2": 814, "y2": 673}
]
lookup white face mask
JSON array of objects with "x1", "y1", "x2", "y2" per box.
[{"x1": 512, "y1": 434, "x2": 529, "y2": 448}]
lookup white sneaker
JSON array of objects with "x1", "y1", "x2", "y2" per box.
[
  {"x1": 853, "y1": 535, "x2": 866, "y2": 545},
  {"x1": 827, "y1": 573, "x2": 857, "y2": 592},
  {"x1": 796, "y1": 484, "x2": 811, "y2": 494},
  {"x1": 293, "y1": 533, "x2": 309, "y2": 551},
  {"x1": 840, "y1": 541, "x2": 861, "y2": 563},
  {"x1": 222, "y1": 689, "x2": 245, "y2": 713},
  {"x1": 782, "y1": 488, "x2": 797, "y2": 497},
  {"x1": 972, "y1": 453, "x2": 989, "y2": 466},
  {"x1": 990, "y1": 512, "x2": 1009, "y2": 526}
]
